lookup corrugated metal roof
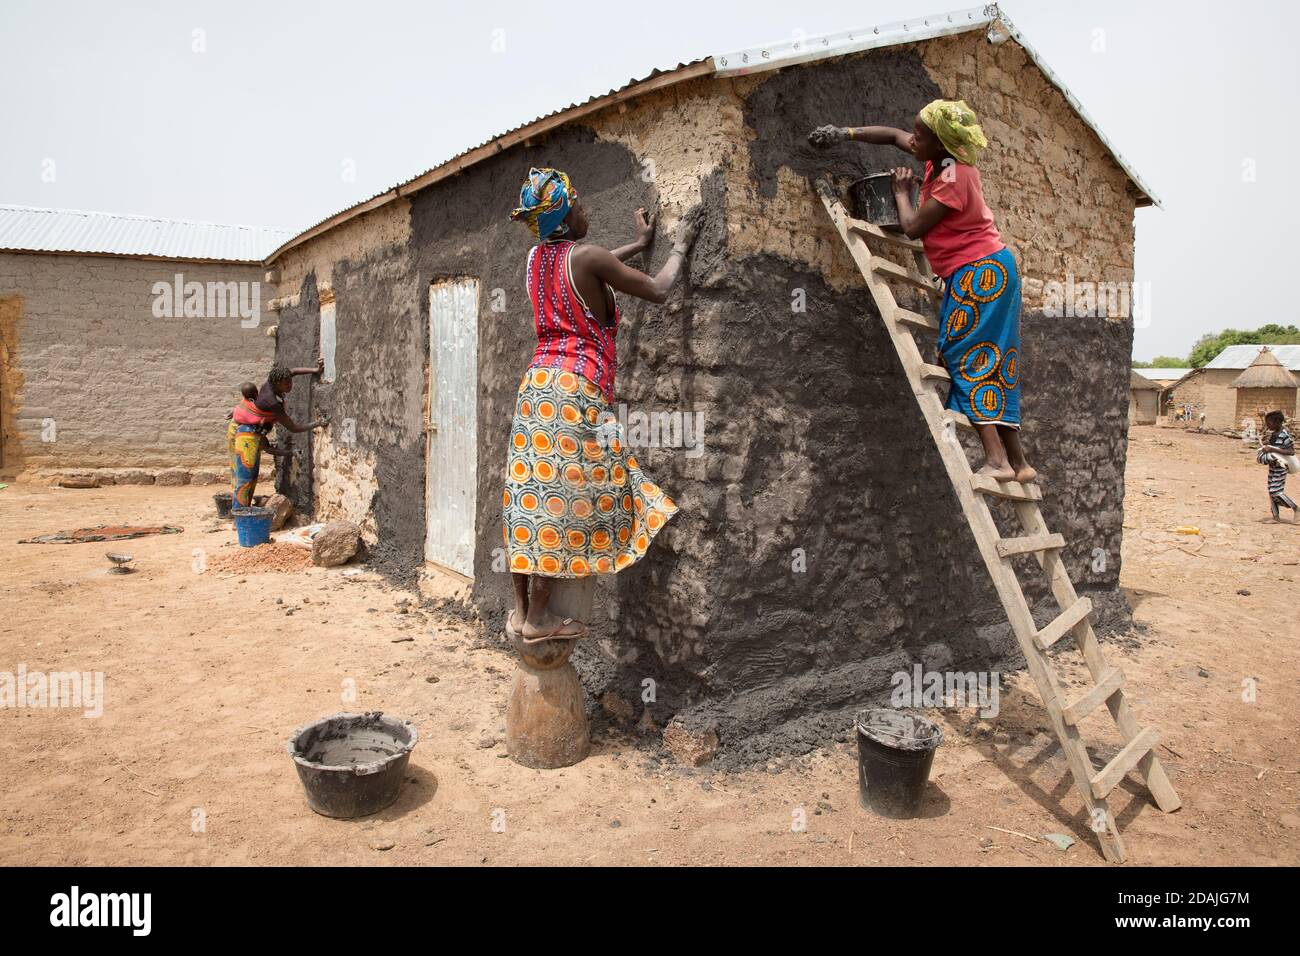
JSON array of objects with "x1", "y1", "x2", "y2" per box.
[
  {"x1": 266, "y1": 3, "x2": 1160, "y2": 263},
  {"x1": 0, "y1": 204, "x2": 293, "y2": 262},
  {"x1": 714, "y1": 4, "x2": 1160, "y2": 207},
  {"x1": 1134, "y1": 367, "x2": 1192, "y2": 382},
  {"x1": 1205, "y1": 345, "x2": 1300, "y2": 372}
]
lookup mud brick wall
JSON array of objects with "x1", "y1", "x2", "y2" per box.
[
  {"x1": 1175, "y1": 369, "x2": 1258, "y2": 431},
  {"x1": 0, "y1": 251, "x2": 273, "y2": 473},
  {"x1": 272, "y1": 33, "x2": 1146, "y2": 761}
]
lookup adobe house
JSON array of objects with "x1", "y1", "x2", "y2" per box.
[
  {"x1": 0, "y1": 204, "x2": 289, "y2": 483},
  {"x1": 1229, "y1": 347, "x2": 1299, "y2": 428},
  {"x1": 1170, "y1": 345, "x2": 1300, "y2": 431},
  {"x1": 265, "y1": 5, "x2": 1159, "y2": 760},
  {"x1": 1129, "y1": 371, "x2": 1160, "y2": 425}
]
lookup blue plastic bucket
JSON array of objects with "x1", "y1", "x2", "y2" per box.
[{"x1": 232, "y1": 506, "x2": 274, "y2": 548}]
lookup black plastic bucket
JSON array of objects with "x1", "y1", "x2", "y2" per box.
[
  {"x1": 288, "y1": 712, "x2": 419, "y2": 819},
  {"x1": 855, "y1": 709, "x2": 943, "y2": 818},
  {"x1": 848, "y1": 172, "x2": 919, "y2": 230}
]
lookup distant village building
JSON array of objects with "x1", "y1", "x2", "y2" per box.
[
  {"x1": 1131, "y1": 366, "x2": 1189, "y2": 420},
  {"x1": 1167, "y1": 345, "x2": 1300, "y2": 430},
  {"x1": 1128, "y1": 370, "x2": 1161, "y2": 424},
  {"x1": 1229, "y1": 347, "x2": 1298, "y2": 428},
  {"x1": 0, "y1": 205, "x2": 290, "y2": 481}
]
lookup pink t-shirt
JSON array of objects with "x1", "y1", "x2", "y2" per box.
[{"x1": 919, "y1": 160, "x2": 1004, "y2": 277}]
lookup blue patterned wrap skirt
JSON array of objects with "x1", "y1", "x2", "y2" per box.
[{"x1": 936, "y1": 245, "x2": 1022, "y2": 427}]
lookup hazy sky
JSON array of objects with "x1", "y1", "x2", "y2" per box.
[{"x1": 1, "y1": 0, "x2": 1295, "y2": 360}]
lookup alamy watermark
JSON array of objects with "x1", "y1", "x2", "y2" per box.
[
  {"x1": 891, "y1": 664, "x2": 1000, "y2": 717},
  {"x1": 49, "y1": 886, "x2": 150, "y2": 935},
  {"x1": 1041, "y1": 273, "x2": 1152, "y2": 327},
  {"x1": 596, "y1": 404, "x2": 705, "y2": 459},
  {"x1": 0, "y1": 664, "x2": 103, "y2": 718},
  {"x1": 151, "y1": 273, "x2": 261, "y2": 328}
]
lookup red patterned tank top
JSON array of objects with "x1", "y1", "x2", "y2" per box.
[{"x1": 525, "y1": 240, "x2": 619, "y2": 401}]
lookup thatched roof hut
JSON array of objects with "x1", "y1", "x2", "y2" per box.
[
  {"x1": 1229, "y1": 347, "x2": 1299, "y2": 389},
  {"x1": 1228, "y1": 347, "x2": 1298, "y2": 426},
  {"x1": 1129, "y1": 370, "x2": 1161, "y2": 424}
]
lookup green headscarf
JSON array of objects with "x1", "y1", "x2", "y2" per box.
[{"x1": 919, "y1": 99, "x2": 988, "y2": 166}]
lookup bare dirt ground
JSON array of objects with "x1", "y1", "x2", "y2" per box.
[{"x1": 2, "y1": 424, "x2": 1297, "y2": 866}]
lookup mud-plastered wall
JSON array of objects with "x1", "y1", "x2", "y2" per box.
[
  {"x1": 564, "y1": 35, "x2": 1142, "y2": 757},
  {"x1": 271, "y1": 32, "x2": 1146, "y2": 760},
  {"x1": 0, "y1": 251, "x2": 272, "y2": 474},
  {"x1": 271, "y1": 200, "x2": 417, "y2": 544}
]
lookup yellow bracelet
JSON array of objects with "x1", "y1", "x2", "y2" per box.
[{"x1": 847, "y1": 128, "x2": 854, "y2": 140}]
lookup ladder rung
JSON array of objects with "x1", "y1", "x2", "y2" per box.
[
  {"x1": 1034, "y1": 596, "x2": 1092, "y2": 649},
  {"x1": 847, "y1": 217, "x2": 924, "y2": 251},
  {"x1": 970, "y1": 472, "x2": 1043, "y2": 502},
  {"x1": 944, "y1": 410, "x2": 972, "y2": 431},
  {"x1": 895, "y1": 308, "x2": 939, "y2": 333},
  {"x1": 996, "y1": 532, "x2": 1065, "y2": 558},
  {"x1": 1090, "y1": 727, "x2": 1159, "y2": 798},
  {"x1": 1062, "y1": 667, "x2": 1124, "y2": 725},
  {"x1": 871, "y1": 258, "x2": 941, "y2": 295},
  {"x1": 919, "y1": 363, "x2": 950, "y2": 383}
]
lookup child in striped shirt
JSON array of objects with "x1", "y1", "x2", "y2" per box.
[{"x1": 1257, "y1": 411, "x2": 1298, "y2": 522}]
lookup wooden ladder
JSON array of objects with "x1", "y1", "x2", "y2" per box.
[{"x1": 817, "y1": 182, "x2": 1180, "y2": 863}]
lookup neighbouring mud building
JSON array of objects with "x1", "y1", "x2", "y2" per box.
[
  {"x1": 263, "y1": 5, "x2": 1162, "y2": 757},
  {"x1": 0, "y1": 205, "x2": 289, "y2": 482},
  {"x1": 1129, "y1": 371, "x2": 1160, "y2": 425},
  {"x1": 1168, "y1": 345, "x2": 1300, "y2": 431}
]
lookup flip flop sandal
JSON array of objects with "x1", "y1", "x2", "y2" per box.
[{"x1": 520, "y1": 617, "x2": 588, "y2": 645}]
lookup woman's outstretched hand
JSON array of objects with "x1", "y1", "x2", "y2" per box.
[
  {"x1": 808, "y1": 125, "x2": 848, "y2": 148},
  {"x1": 633, "y1": 207, "x2": 655, "y2": 248},
  {"x1": 673, "y1": 206, "x2": 703, "y2": 254}
]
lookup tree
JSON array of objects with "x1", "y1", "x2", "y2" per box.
[
  {"x1": 1188, "y1": 324, "x2": 1300, "y2": 368},
  {"x1": 1135, "y1": 355, "x2": 1190, "y2": 368}
]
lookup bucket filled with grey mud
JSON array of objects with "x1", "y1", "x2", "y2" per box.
[
  {"x1": 288, "y1": 712, "x2": 419, "y2": 818},
  {"x1": 855, "y1": 709, "x2": 943, "y2": 819}
]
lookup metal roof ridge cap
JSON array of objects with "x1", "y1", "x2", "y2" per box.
[
  {"x1": 712, "y1": 5, "x2": 992, "y2": 76},
  {"x1": 711, "y1": 4, "x2": 1162, "y2": 209}
]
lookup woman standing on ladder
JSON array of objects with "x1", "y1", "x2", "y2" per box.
[
  {"x1": 504, "y1": 167, "x2": 700, "y2": 641},
  {"x1": 811, "y1": 99, "x2": 1036, "y2": 483}
]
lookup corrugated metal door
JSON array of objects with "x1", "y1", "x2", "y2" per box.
[{"x1": 424, "y1": 279, "x2": 479, "y2": 575}]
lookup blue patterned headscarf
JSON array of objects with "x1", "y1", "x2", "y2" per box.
[{"x1": 510, "y1": 167, "x2": 575, "y2": 241}]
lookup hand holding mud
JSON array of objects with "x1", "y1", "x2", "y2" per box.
[
  {"x1": 672, "y1": 205, "x2": 704, "y2": 256},
  {"x1": 808, "y1": 124, "x2": 849, "y2": 148},
  {"x1": 632, "y1": 207, "x2": 655, "y2": 249}
]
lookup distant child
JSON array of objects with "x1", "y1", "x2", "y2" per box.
[
  {"x1": 810, "y1": 99, "x2": 1034, "y2": 483},
  {"x1": 1257, "y1": 411, "x2": 1298, "y2": 522}
]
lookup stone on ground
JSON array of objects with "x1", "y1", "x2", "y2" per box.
[{"x1": 312, "y1": 521, "x2": 361, "y2": 567}]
